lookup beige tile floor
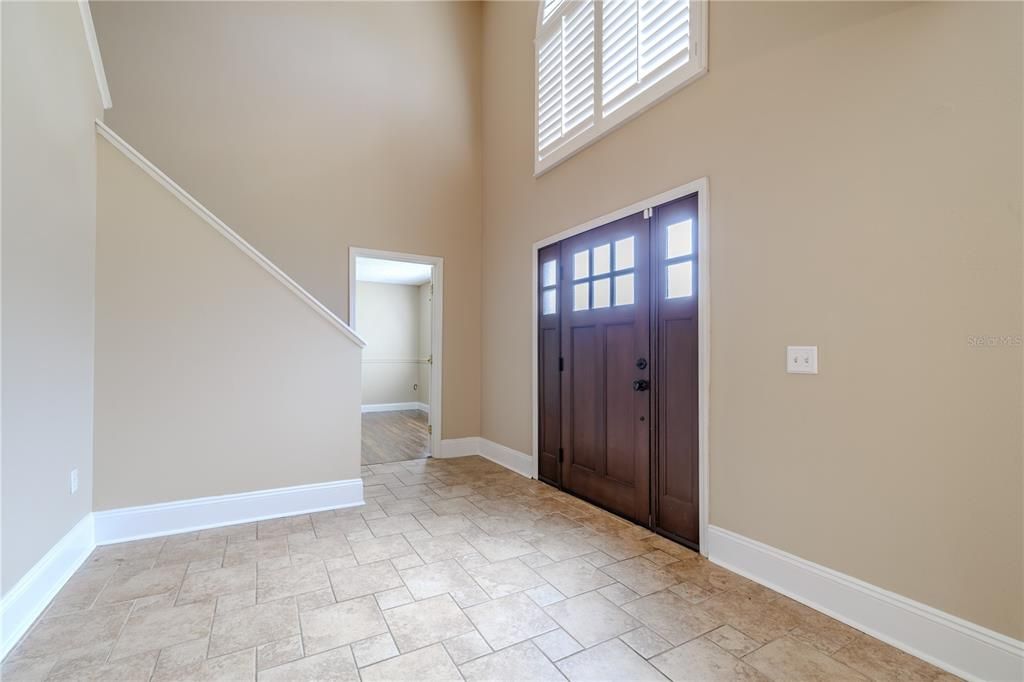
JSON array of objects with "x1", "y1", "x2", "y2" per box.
[{"x1": 2, "y1": 456, "x2": 958, "y2": 681}]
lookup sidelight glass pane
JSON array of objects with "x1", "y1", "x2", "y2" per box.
[
  {"x1": 542, "y1": 288, "x2": 557, "y2": 315},
  {"x1": 573, "y1": 282, "x2": 590, "y2": 310},
  {"x1": 542, "y1": 260, "x2": 557, "y2": 287},
  {"x1": 666, "y1": 219, "x2": 694, "y2": 259},
  {"x1": 614, "y1": 237, "x2": 634, "y2": 271},
  {"x1": 614, "y1": 273, "x2": 635, "y2": 306},
  {"x1": 593, "y1": 244, "x2": 611, "y2": 276},
  {"x1": 593, "y1": 277, "x2": 611, "y2": 308},
  {"x1": 573, "y1": 250, "x2": 589, "y2": 280},
  {"x1": 666, "y1": 260, "x2": 693, "y2": 299}
]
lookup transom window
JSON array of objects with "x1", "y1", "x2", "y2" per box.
[
  {"x1": 536, "y1": 0, "x2": 707, "y2": 175},
  {"x1": 572, "y1": 236, "x2": 636, "y2": 311}
]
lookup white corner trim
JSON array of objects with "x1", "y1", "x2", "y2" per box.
[
  {"x1": 78, "y1": 1, "x2": 111, "y2": 110},
  {"x1": 361, "y1": 402, "x2": 428, "y2": 414},
  {"x1": 94, "y1": 120, "x2": 366, "y2": 349},
  {"x1": 94, "y1": 479, "x2": 364, "y2": 545},
  {"x1": 0, "y1": 514, "x2": 95, "y2": 659},
  {"x1": 438, "y1": 437, "x2": 534, "y2": 480},
  {"x1": 707, "y1": 526, "x2": 1024, "y2": 682}
]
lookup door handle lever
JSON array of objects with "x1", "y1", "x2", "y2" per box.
[{"x1": 632, "y1": 379, "x2": 650, "y2": 392}]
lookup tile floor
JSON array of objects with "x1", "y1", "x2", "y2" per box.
[{"x1": 2, "y1": 456, "x2": 958, "y2": 681}]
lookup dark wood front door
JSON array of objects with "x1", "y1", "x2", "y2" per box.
[
  {"x1": 652, "y1": 194, "x2": 700, "y2": 548},
  {"x1": 537, "y1": 193, "x2": 700, "y2": 549},
  {"x1": 559, "y1": 212, "x2": 651, "y2": 524}
]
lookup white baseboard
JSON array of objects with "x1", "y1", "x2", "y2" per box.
[
  {"x1": 439, "y1": 436, "x2": 483, "y2": 459},
  {"x1": 1, "y1": 514, "x2": 95, "y2": 659},
  {"x1": 707, "y1": 525, "x2": 1023, "y2": 682},
  {"x1": 1, "y1": 479, "x2": 364, "y2": 657},
  {"x1": 438, "y1": 437, "x2": 534, "y2": 479},
  {"x1": 361, "y1": 402, "x2": 429, "y2": 414},
  {"x1": 94, "y1": 478, "x2": 364, "y2": 545},
  {"x1": 479, "y1": 438, "x2": 534, "y2": 478}
]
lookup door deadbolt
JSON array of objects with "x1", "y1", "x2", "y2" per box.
[{"x1": 636, "y1": 357, "x2": 648, "y2": 370}]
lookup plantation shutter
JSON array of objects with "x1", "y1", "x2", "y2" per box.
[
  {"x1": 536, "y1": 0, "x2": 704, "y2": 173},
  {"x1": 537, "y1": 1, "x2": 596, "y2": 160},
  {"x1": 602, "y1": 0, "x2": 691, "y2": 115}
]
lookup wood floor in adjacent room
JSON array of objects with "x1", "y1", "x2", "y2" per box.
[
  {"x1": 1, "y1": 456, "x2": 956, "y2": 681},
  {"x1": 361, "y1": 410, "x2": 429, "y2": 465}
]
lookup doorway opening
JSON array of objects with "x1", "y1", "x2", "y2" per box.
[
  {"x1": 531, "y1": 179, "x2": 709, "y2": 555},
  {"x1": 349, "y1": 248, "x2": 443, "y2": 465}
]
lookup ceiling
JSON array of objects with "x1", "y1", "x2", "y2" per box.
[{"x1": 355, "y1": 257, "x2": 432, "y2": 286}]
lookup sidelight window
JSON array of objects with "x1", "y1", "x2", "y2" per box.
[
  {"x1": 664, "y1": 218, "x2": 694, "y2": 299},
  {"x1": 542, "y1": 259, "x2": 558, "y2": 314}
]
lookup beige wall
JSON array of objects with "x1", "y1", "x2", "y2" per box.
[
  {"x1": 91, "y1": 0, "x2": 482, "y2": 440},
  {"x1": 1, "y1": 1, "x2": 102, "y2": 593},
  {"x1": 356, "y1": 281, "x2": 423, "y2": 406},
  {"x1": 94, "y1": 136, "x2": 363, "y2": 510},
  {"x1": 481, "y1": 1, "x2": 1023, "y2": 639}
]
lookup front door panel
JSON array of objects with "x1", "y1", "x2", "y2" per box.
[{"x1": 560, "y1": 212, "x2": 650, "y2": 523}]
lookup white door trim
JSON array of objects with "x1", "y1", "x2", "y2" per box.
[
  {"x1": 349, "y1": 247, "x2": 444, "y2": 458},
  {"x1": 530, "y1": 177, "x2": 711, "y2": 556}
]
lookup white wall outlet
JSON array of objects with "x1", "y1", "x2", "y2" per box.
[
  {"x1": 787, "y1": 346, "x2": 818, "y2": 374},
  {"x1": 70, "y1": 468, "x2": 79, "y2": 494}
]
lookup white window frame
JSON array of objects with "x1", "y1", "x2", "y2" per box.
[{"x1": 534, "y1": 0, "x2": 708, "y2": 176}]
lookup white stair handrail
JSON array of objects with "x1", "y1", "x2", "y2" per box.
[{"x1": 96, "y1": 119, "x2": 365, "y2": 348}]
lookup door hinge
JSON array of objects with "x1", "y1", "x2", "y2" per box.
[
  {"x1": 558, "y1": 448, "x2": 564, "y2": 463},
  {"x1": 428, "y1": 424, "x2": 432, "y2": 434},
  {"x1": 559, "y1": 356, "x2": 564, "y2": 371},
  {"x1": 643, "y1": 207, "x2": 653, "y2": 220}
]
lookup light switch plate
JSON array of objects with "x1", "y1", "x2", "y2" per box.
[
  {"x1": 70, "y1": 468, "x2": 79, "y2": 494},
  {"x1": 787, "y1": 346, "x2": 818, "y2": 374}
]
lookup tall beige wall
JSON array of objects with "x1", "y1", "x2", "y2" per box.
[
  {"x1": 481, "y1": 1, "x2": 1023, "y2": 639},
  {"x1": 91, "y1": 0, "x2": 482, "y2": 439},
  {"x1": 1, "y1": 1, "x2": 102, "y2": 593},
  {"x1": 356, "y1": 281, "x2": 423, "y2": 407},
  {"x1": 94, "y1": 136, "x2": 363, "y2": 510}
]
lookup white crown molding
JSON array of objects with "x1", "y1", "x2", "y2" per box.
[
  {"x1": 95, "y1": 119, "x2": 365, "y2": 349},
  {"x1": 361, "y1": 402, "x2": 429, "y2": 414},
  {"x1": 707, "y1": 525, "x2": 1024, "y2": 682},
  {"x1": 78, "y1": 1, "x2": 111, "y2": 110},
  {"x1": 94, "y1": 478, "x2": 364, "y2": 545},
  {"x1": 0, "y1": 515, "x2": 95, "y2": 660},
  {"x1": 438, "y1": 437, "x2": 534, "y2": 479}
]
